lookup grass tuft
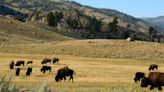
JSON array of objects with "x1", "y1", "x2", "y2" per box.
[{"x1": 0, "y1": 75, "x2": 19, "y2": 92}]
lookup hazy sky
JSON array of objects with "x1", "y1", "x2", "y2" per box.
[{"x1": 73, "y1": 0, "x2": 164, "y2": 18}]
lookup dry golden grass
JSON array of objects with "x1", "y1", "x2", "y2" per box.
[
  {"x1": 0, "y1": 39, "x2": 164, "y2": 91},
  {"x1": 0, "y1": 39, "x2": 163, "y2": 62},
  {"x1": 0, "y1": 16, "x2": 73, "y2": 44},
  {"x1": 0, "y1": 54, "x2": 164, "y2": 92}
]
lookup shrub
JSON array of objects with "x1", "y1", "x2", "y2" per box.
[
  {"x1": 31, "y1": 83, "x2": 52, "y2": 92},
  {"x1": 0, "y1": 75, "x2": 19, "y2": 92}
]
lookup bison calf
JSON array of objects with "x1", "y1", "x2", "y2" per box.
[
  {"x1": 134, "y1": 72, "x2": 145, "y2": 82},
  {"x1": 41, "y1": 66, "x2": 51, "y2": 73},
  {"x1": 149, "y1": 64, "x2": 158, "y2": 71},
  {"x1": 55, "y1": 66, "x2": 75, "y2": 82},
  {"x1": 9, "y1": 61, "x2": 14, "y2": 70},
  {"x1": 15, "y1": 68, "x2": 20, "y2": 76},
  {"x1": 26, "y1": 67, "x2": 32, "y2": 76}
]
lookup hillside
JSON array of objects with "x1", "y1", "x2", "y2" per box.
[
  {"x1": 142, "y1": 16, "x2": 164, "y2": 33},
  {"x1": 1, "y1": 0, "x2": 160, "y2": 42},
  {"x1": 0, "y1": 15, "x2": 73, "y2": 45},
  {"x1": 0, "y1": 39, "x2": 163, "y2": 62}
]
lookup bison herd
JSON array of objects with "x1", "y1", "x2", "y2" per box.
[
  {"x1": 9, "y1": 59, "x2": 164, "y2": 90},
  {"x1": 134, "y1": 64, "x2": 164, "y2": 90},
  {"x1": 9, "y1": 58, "x2": 75, "y2": 82}
]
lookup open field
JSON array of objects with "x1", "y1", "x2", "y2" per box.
[
  {"x1": 0, "y1": 39, "x2": 164, "y2": 92},
  {"x1": 0, "y1": 39, "x2": 163, "y2": 62},
  {"x1": 0, "y1": 54, "x2": 164, "y2": 92}
]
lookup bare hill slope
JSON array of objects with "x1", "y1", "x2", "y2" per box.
[{"x1": 0, "y1": 16, "x2": 73, "y2": 44}]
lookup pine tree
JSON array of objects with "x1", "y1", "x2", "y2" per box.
[
  {"x1": 148, "y1": 26, "x2": 157, "y2": 41},
  {"x1": 108, "y1": 17, "x2": 118, "y2": 32},
  {"x1": 47, "y1": 12, "x2": 54, "y2": 26}
]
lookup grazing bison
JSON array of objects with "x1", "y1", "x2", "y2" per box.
[
  {"x1": 15, "y1": 68, "x2": 20, "y2": 76},
  {"x1": 26, "y1": 67, "x2": 32, "y2": 76},
  {"x1": 40, "y1": 66, "x2": 51, "y2": 73},
  {"x1": 55, "y1": 66, "x2": 75, "y2": 82},
  {"x1": 134, "y1": 72, "x2": 145, "y2": 82},
  {"x1": 15, "y1": 60, "x2": 25, "y2": 66},
  {"x1": 141, "y1": 72, "x2": 164, "y2": 90},
  {"x1": 27, "y1": 61, "x2": 33, "y2": 65},
  {"x1": 9, "y1": 61, "x2": 14, "y2": 70},
  {"x1": 41, "y1": 58, "x2": 51, "y2": 64},
  {"x1": 52, "y1": 58, "x2": 59, "y2": 64},
  {"x1": 149, "y1": 64, "x2": 158, "y2": 71}
]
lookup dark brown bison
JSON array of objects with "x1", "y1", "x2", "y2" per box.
[
  {"x1": 40, "y1": 66, "x2": 51, "y2": 73},
  {"x1": 26, "y1": 67, "x2": 32, "y2": 76},
  {"x1": 27, "y1": 61, "x2": 33, "y2": 65},
  {"x1": 41, "y1": 58, "x2": 51, "y2": 64},
  {"x1": 15, "y1": 60, "x2": 25, "y2": 66},
  {"x1": 55, "y1": 66, "x2": 75, "y2": 82},
  {"x1": 141, "y1": 72, "x2": 164, "y2": 90},
  {"x1": 15, "y1": 68, "x2": 20, "y2": 76},
  {"x1": 134, "y1": 72, "x2": 145, "y2": 82},
  {"x1": 52, "y1": 58, "x2": 59, "y2": 64},
  {"x1": 149, "y1": 64, "x2": 158, "y2": 71},
  {"x1": 9, "y1": 61, "x2": 14, "y2": 70}
]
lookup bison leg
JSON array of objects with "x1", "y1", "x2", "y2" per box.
[
  {"x1": 150, "y1": 85, "x2": 154, "y2": 90},
  {"x1": 60, "y1": 77, "x2": 64, "y2": 82},
  {"x1": 64, "y1": 77, "x2": 66, "y2": 82},
  {"x1": 158, "y1": 85, "x2": 162, "y2": 90},
  {"x1": 69, "y1": 76, "x2": 73, "y2": 82},
  {"x1": 134, "y1": 78, "x2": 137, "y2": 83}
]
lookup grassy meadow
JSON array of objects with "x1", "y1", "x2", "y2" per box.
[{"x1": 0, "y1": 39, "x2": 164, "y2": 92}]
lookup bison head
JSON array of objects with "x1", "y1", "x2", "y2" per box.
[
  {"x1": 40, "y1": 68, "x2": 43, "y2": 72},
  {"x1": 134, "y1": 78, "x2": 138, "y2": 83},
  {"x1": 141, "y1": 77, "x2": 148, "y2": 87},
  {"x1": 55, "y1": 75, "x2": 60, "y2": 82}
]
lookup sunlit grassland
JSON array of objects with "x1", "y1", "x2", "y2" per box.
[
  {"x1": 0, "y1": 54, "x2": 164, "y2": 92},
  {"x1": 0, "y1": 39, "x2": 164, "y2": 91}
]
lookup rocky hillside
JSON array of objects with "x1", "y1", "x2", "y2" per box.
[{"x1": 0, "y1": 0, "x2": 163, "y2": 42}]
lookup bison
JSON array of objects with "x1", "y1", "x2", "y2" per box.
[
  {"x1": 40, "y1": 66, "x2": 51, "y2": 73},
  {"x1": 27, "y1": 61, "x2": 33, "y2": 65},
  {"x1": 134, "y1": 72, "x2": 145, "y2": 82},
  {"x1": 149, "y1": 64, "x2": 158, "y2": 71},
  {"x1": 41, "y1": 58, "x2": 51, "y2": 64},
  {"x1": 55, "y1": 66, "x2": 75, "y2": 82},
  {"x1": 26, "y1": 67, "x2": 32, "y2": 76},
  {"x1": 15, "y1": 68, "x2": 20, "y2": 76},
  {"x1": 141, "y1": 72, "x2": 164, "y2": 90},
  {"x1": 9, "y1": 61, "x2": 14, "y2": 70},
  {"x1": 15, "y1": 60, "x2": 25, "y2": 66},
  {"x1": 52, "y1": 58, "x2": 59, "y2": 64}
]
